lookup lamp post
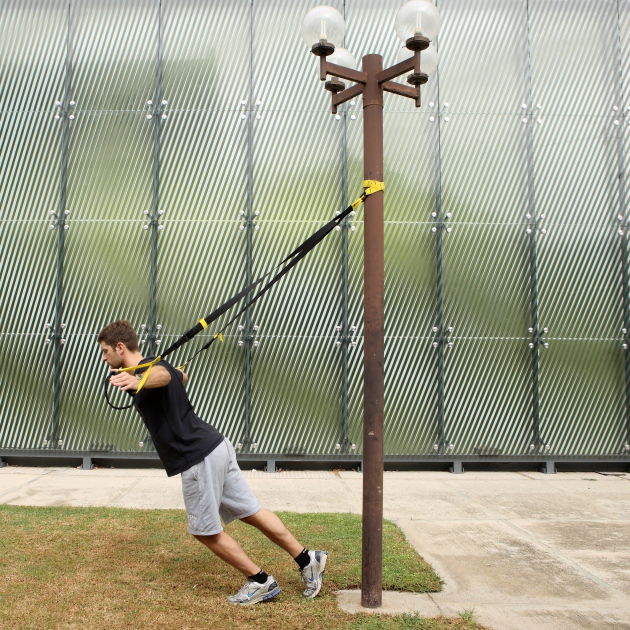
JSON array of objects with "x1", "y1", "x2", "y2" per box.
[{"x1": 302, "y1": 1, "x2": 441, "y2": 609}]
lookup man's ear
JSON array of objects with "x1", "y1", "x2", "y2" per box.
[{"x1": 116, "y1": 342, "x2": 126, "y2": 355}]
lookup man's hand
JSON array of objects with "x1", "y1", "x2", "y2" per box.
[
  {"x1": 109, "y1": 370, "x2": 139, "y2": 392},
  {"x1": 110, "y1": 366, "x2": 171, "y2": 391}
]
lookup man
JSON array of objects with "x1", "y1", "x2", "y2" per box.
[{"x1": 98, "y1": 320, "x2": 327, "y2": 605}]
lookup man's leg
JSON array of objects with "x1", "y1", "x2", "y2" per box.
[
  {"x1": 241, "y1": 507, "x2": 328, "y2": 599},
  {"x1": 194, "y1": 531, "x2": 281, "y2": 605},
  {"x1": 194, "y1": 531, "x2": 260, "y2": 576},
  {"x1": 240, "y1": 508, "x2": 303, "y2": 557}
]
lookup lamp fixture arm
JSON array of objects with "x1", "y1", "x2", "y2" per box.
[
  {"x1": 320, "y1": 56, "x2": 368, "y2": 83},
  {"x1": 377, "y1": 53, "x2": 418, "y2": 84}
]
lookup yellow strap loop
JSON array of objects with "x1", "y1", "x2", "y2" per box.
[
  {"x1": 363, "y1": 180, "x2": 385, "y2": 196},
  {"x1": 199, "y1": 318, "x2": 208, "y2": 329},
  {"x1": 215, "y1": 333, "x2": 224, "y2": 343},
  {"x1": 116, "y1": 355, "x2": 162, "y2": 394},
  {"x1": 350, "y1": 180, "x2": 385, "y2": 209},
  {"x1": 350, "y1": 195, "x2": 364, "y2": 209}
]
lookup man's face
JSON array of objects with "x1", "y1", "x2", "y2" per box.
[{"x1": 100, "y1": 342, "x2": 124, "y2": 369}]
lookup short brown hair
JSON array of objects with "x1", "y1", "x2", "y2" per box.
[{"x1": 97, "y1": 320, "x2": 139, "y2": 352}]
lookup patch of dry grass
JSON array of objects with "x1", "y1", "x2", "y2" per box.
[{"x1": 0, "y1": 506, "x2": 485, "y2": 630}]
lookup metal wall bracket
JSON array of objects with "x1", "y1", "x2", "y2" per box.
[
  {"x1": 0, "y1": 456, "x2": 6, "y2": 468},
  {"x1": 53, "y1": 98, "x2": 76, "y2": 123},
  {"x1": 139, "y1": 323, "x2": 162, "y2": 349},
  {"x1": 430, "y1": 210, "x2": 452, "y2": 236},
  {"x1": 237, "y1": 323, "x2": 260, "y2": 349},
  {"x1": 427, "y1": 100, "x2": 450, "y2": 124},
  {"x1": 335, "y1": 323, "x2": 357, "y2": 349},
  {"x1": 239, "y1": 208, "x2": 260, "y2": 233},
  {"x1": 449, "y1": 460, "x2": 464, "y2": 474},
  {"x1": 431, "y1": 324, "x2": 454, "y2": 350},
  {"x1": 527, "y1": 324, "x2": 549, "y2": 350},
  {"x1": 145, "y1": 98, "x2": 168, "y2": 122},
  {"x1": 540, "y1": 460, "x2": 556, "y2": 474},
  {"x1": 265, "y1": 459, "x2": 276, "y2": 473},
  {"x1": 520, "y1": 101, "x2": 543, "y2": 126},
  {"x1": 82, "y1": 456, "x2": 94, "y2": 470}
]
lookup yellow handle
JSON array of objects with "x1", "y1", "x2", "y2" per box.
[{"x1": 116, "y1": 355, "x2": 162, "y2": 393}]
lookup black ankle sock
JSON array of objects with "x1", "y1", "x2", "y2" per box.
[
  {"x1": 248, "y1": 570, "x2": 268, "y2": 584},
  {"x1": 294, "y1": 548, "x2": 310, "y2": 570}
]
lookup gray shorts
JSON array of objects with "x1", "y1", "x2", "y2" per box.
[{"x1": 181, "y1": 439, "x2": 261, "y2": 536}]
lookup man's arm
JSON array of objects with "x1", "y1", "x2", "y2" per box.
[{"x1": 110, "y1": 366, "x2": 171, "y2": 392}]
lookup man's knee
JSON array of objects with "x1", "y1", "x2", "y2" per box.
[
  {"x1": 193, "y1": 532, "x2": 222, "y2": 544},
  {"x1": 242, "y1": 507, "x2": 276, "y2": 528}
]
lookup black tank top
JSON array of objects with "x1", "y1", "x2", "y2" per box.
[{"x1": 131, "y1": 358, "x2": 224, "y2": 476}]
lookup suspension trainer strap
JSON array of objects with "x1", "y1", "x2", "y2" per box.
[
  {"x1": 172, "y1": 180, "x2": 384, "y2": 369},
  {"x1": 104, "y1": 181, "x2": 383, "y2": 408}
]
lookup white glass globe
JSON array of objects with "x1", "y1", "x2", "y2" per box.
[
  {"x1": 328, "y1": 46, "x2": 356, "y2": 70},
  {"x1": 395, "y1": 0, "x2": 441, "y2": 42},
  {"x1": 301, "y1": 5, "x2": 346, "y2": 48},
  {"x1": 395, "y1": 43, "x2": 438, "y2": 78}
]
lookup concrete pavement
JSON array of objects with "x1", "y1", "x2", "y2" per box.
[{"x1": 2, "y1": 465, "x2": 630, "y2": 629}]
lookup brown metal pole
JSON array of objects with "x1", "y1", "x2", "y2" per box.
[{"x1": 361, "y1": 53, "x2": 384, "y2": 609}]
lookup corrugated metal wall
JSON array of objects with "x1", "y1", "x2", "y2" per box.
[{"x1": 2, "y1": 0, "x2": 629, "y2": 463}]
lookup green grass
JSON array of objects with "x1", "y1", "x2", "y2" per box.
[{"x1": 0, "y1": 505, "x2": 486, "y2": 630}]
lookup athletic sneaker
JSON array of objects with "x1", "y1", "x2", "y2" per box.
[
  {"x1": 300, "y1": 550, "x2": 328, "y2": 598},
  {"x1": 227, "y1": 575, "x2": 281, "y2": 605}
]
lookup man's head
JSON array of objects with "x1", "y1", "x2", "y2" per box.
[{"x1": 98, "y1": 320, "x2": 140, "y2": 368}]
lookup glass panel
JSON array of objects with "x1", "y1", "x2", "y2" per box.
[
  {"x1": 62, "y1": 220, "x2": 149, "y2": 334},
  {"x1": 253, "y1": 111, "x2": 342, "y2": 222},
  {"x1": 251, "y1": 337, "x2": 341, "y2": 454},
  {"x1": 384, "y1": 338, "x2": 436, "y2": 455},
  {"x1": 441, "y1": 113, "x2": 527, "y2": 224},
  {"x1": 160, "y1": 110, "x2": 247, "y2": 222},
  {"x1": 438, "y1": 0, "x2": 528, "y2": 114},
  {"x1": 251, "y1": 219, "x2": 340, "y2": 337},
  {"x1": 0, "y1": 334, "x2": 53, "y2": 450},
  {"x1": 533, "y1": 114, "x2": 617, "y2": 226},
  {"x1": 529, "y1": 0, "x2": 617, "y2": 116},
  {"x1": 443, "y1": 224, "x2": 530, "y2": 338},
  {"x1": 540, "y1": 340, "x2": 625, "y2": 456},
  {"x1": 162, "y1": 0, "x2": 250, "y2": 111},
  {"x1": 445, "y1": 339, "x2": 531, "y2": 456},
  {"x1": 539, "y1": 225, "x2": 623, "y2": 339},
  {"x1": 157, "y1": 220, "x2": 245, "y2": 338},
  {"x1": 0, "y1": 0, "x2": 67, "y2": 113},
  {"x1": 1, "y1": 221, "x2": 56, "y2": 334},
  {"x1": 72, "y1": 0, "x2": 158, "y2": 112},
  {"x1": 1, "y1": 113, "x2": 61, "y2": 221},
  {"x1": 66, "y1": 111, "x2": 152, "y2": 221}
]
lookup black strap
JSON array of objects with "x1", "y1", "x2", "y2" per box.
[
  {"x1": 104, "y1": 373, "x2": 135, "y2": 410},
  {"x1": 175, "y1": 200, "x2": 360, "y2": 367},
  {"x1": 105, "y1": 198, "x2": 362, "y2": 409},
  {"x1": 162, "y1": 199, "x2": 359, "y2": 363}
]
